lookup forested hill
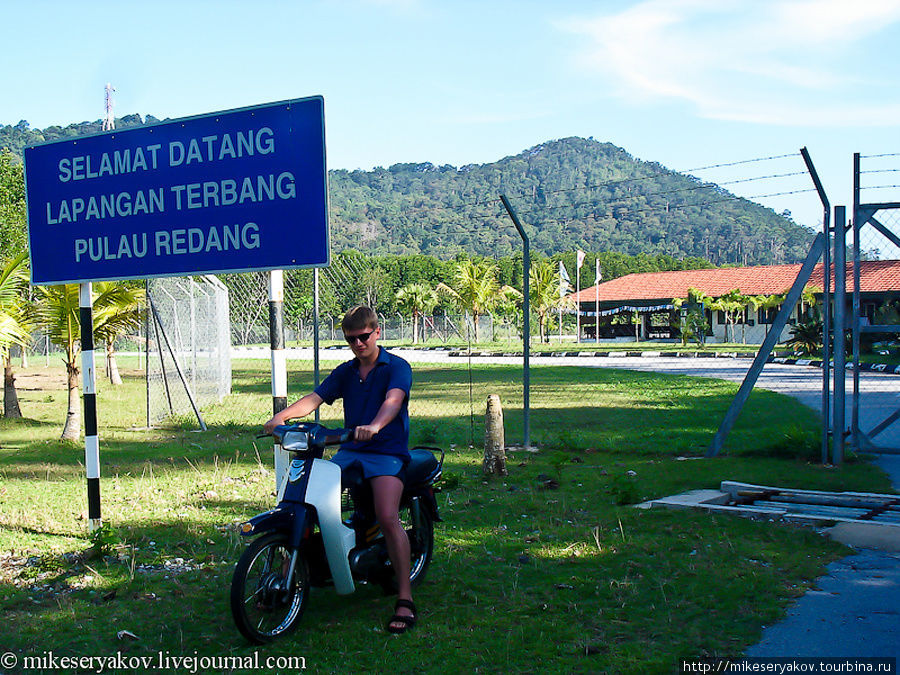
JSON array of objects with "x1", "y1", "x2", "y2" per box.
[{"x1": 2, "y1": 119, "x2": 813, "y2": 265}]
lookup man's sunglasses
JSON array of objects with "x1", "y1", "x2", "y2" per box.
[{"x1": 344, "y1": 330, "x2": 375, "y2": 344}]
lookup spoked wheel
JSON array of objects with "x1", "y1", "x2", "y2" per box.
[{"x1": 230, "y1": 533, "x2": 309, "y2": 644}]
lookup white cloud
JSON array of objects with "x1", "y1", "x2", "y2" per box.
[{"x1": 559, "y1": 0, "x2": 900, "y2": 126}]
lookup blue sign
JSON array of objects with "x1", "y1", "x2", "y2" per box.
[{"x1": 25, "y1": 97, "x2": 328, "y2": 285}]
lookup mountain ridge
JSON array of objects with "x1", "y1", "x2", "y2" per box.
[{"x1": 1, "y1": 118, "x2": 814, "y2": 265}]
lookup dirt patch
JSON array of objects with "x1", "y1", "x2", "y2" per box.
[{"x1": 9, "y1": 369, "x2": 67, "y2": 393}]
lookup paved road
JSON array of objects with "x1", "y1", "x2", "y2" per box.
[{"x1": 746, "y1": 453, "x2": 900, "y2": 659}]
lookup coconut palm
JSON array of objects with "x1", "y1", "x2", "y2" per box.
[
  {"x1": 395, "y1": 283, "x2": 438, "y2": 344},
  {"x1": 34, "y1": 281, "x2": 145, "y2": 441},
  {"x1": 436, "y1": 259, "x2": 504, "y2": 342},
  {"x1": 0, "y1": 252, "x2": 30, "y2": 418},
  {"x1": 708, "y1": 289, "x2": 746, "y2": 344},
  {"x1": 529, "y1": 259, "x2": 573, "y2": 343},
  {"x1": 93, "y1": 282, "x2": 145, "y2": 385},
  {"x1": 748, "y1": 293, "x2": 784, "y2": 340},
  {"x1": 672, "y1": 287, "x2": 710, "y2": 347}
]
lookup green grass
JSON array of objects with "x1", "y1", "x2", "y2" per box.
[{"x1": 0, "y1": 361, "x2": 893, "y2": 674}]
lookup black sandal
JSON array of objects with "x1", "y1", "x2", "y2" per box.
[{"x1": 386, "y1": 599, "x2": 417, "y2": 634}]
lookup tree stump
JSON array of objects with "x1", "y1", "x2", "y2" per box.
[{"x1": 483, "y1": 394, "x2": 508, "y2": 476}]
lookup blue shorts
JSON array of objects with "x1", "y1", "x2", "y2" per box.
[{"x1": 329, "y1": 449, "x2": 404, "y2": 479}]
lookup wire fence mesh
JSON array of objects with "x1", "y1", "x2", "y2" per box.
[
  {"x1": 146, "y1": 275, "x2": 231, "y2": 426},
  {"x1": 851, "y1": 156, "x2": 900, "y2": 452},
  {"x1": 16, "y1": 148, "x2": 892, "y2": 458}
]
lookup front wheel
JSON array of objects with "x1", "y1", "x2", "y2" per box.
[{"x1": 230, "y1": 533, "x2": 309, "y2": 644}]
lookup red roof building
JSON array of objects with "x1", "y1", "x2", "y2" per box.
[
  {"x1": 567, "y1": 260, "x2": 900, "y2": 344},
  {"x1": 569, "y1": 260, "x2": 900, "y2": 305}
]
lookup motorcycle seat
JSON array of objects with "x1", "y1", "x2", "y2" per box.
[{"x1": 406, "y1": 448, "x2": 440, "y2": 485}]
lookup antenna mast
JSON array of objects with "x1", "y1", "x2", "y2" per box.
[{"x1": 102, "y1": 83, "x2": 116, "y2": 131}]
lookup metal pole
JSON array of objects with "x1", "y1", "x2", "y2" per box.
[
  {"x1": 500, "y1": 195, "x2": 531, "y2": 450},
  {"x1": 145, "y1": 281, "x2": 151, "y2": 427},
  {"x1": 80, "y1": 282, "x2": 102, "y2": 532},
  {"x1": 576, "y1": 263, "x2": 581, "y2": 344},
  {"x1": 595, "y1": 258, "x2": 600, "y2": 343},
  {"x1": 833, "y1": 206, "x2": 847, "y2": 466},
  {"x1": 707, "y1": 233, "x2": 826, "y2": 457},
  {"x1": 800, "y1": 147, "x2": 831, "y2": 464},
  {"x1": 149, "y1": 296, "x2": 206, "y2": 430},
  {"x1": 269, "y1": 271, "x2": 288, "y2": 489},
  {"x1": 313, "y1": 268, "x2": 321, "y2": 423},
  {"x1": 852, "y1": 154, "x2": 862, "y2": 454}
]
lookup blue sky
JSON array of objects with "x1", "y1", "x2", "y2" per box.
[{"x1": 4, "y1": 0, "x2": 900, "y2": 234}]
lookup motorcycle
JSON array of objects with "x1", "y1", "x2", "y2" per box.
[{"x1": 230, "y1": 422, "x2": 443, "y2": 643}]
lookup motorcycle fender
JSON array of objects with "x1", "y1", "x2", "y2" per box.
[
  {"x1": 409, "y1": 488, "x2": 442, "y2": 523},
  {"x1": 239, "y1": 507, "x2": 310, "y2": 549},
  {"x1": 306, "y1": 458, "x2": 356, "y2": 595}
]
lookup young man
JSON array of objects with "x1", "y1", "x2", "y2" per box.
[{"x1": 263, "y1": 305, "x2": 417, "y2": 634}]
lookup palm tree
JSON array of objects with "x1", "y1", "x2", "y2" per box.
[
  {"x1": 748, "y1": 293, "x2": 784, "y2": 340},
  {"x1": 0, "y1": 252, "x2": 30, "y2": 418},
  {"x1": 436, "y1": 259, "x2": 504, "y2": 342},
  {"x1": 93, "y1": 282, "x2": 145, "y2": 385},
  {"x1": 395, "y1": 283, "x2": 438, "y2": 344},
  {"x1": 529, "y1": 259, "x2": 572, "y2": 343},
  {"x1": 709, "y1": 289, "x2": 746, "y2": 344},
  {"x1": 672, "y1": 287, "x2": 710, "y2": 347},
  {"x1": 34, "y1": 281, "x2": 144, "y2": 440}
]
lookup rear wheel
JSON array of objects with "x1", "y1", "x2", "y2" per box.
[
  {"x1": 230, "y1": 533, "x2": 309, "y2": 644},
  {"x1": 406, "y1": 501, "x2": 434, "y2": 586},
  {"x1": 383, "y1": 498, "x2": 434, "y2": 592}
]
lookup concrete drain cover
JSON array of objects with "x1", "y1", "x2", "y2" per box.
[{"x1": 639, "y1": 481, "x2": 900, "y2": 551}]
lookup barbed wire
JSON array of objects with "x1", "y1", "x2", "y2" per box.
[
  {"x1": 364, "y1": 151, "x2": 805, "y2": 221},
  {"x1": 514, "y1": 172, "x2": 809, "y2": 219}
]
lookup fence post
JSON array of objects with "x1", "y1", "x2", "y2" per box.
[
  {"x1": 80, "y1": 282, "x2": 102, "y2": 532},
  {"x1": 833, "y1": 206, "x2": 846, "y2": 466},
  {"x1": 500, "y1": 194, "x2": 531, "y2": 450},
  {"x1": 707, "y1": 233, "x2": 826, "y2": 457},
  {"x1": 269, "y1": 270, "x2": 289, "y2": 490},
  {"x1": 852, "y1": 154, "x2": 861, "y2": 455}
]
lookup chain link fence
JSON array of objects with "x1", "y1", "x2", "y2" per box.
[
  {"x1": 146, "y1": 275, "x2": 231, "y2": 426},
  {"x1": 14, "y1": 151, "x2": 881, "y2": 461},
  {"x1": 850, "y1": 152, "x2": 900, "y2": 453}
]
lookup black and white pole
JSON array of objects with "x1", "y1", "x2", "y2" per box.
[
  {"x1": 80, "y1": 282, "x2": 102, "y2": 532},
  {"x1": 269, "y1": 270, "x2": 288, "y2": 491}
]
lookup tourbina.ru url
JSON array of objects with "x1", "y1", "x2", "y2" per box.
[{"x1": 4, "y1": 650, "x2": 306, "y2": 673}]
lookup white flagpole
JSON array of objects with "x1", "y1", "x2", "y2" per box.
[
  {"x1": 595, "y1": 258, "x2": 600, "y2": 343},
  {"x1": 576, "y1": 262, "x2": 580, "y2": 344}
]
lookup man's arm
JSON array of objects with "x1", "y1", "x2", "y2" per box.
[
  {"x1": 353, "y1": 388, "x2": 406, "y2": 442},
  {"x1": 263, "y1": 392, "x2": 324, "y2": 434}
]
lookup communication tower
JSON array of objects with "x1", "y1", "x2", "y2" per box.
[{"x1": 102, "y1": 83, "x2": 115, "y2": 131}]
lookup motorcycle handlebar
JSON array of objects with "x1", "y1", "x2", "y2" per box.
[{"x1": 262, "y1": 422, "x2": 354, "y2": 447}]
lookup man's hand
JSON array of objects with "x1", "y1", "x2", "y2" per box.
[
  {"x1": 262, "y1": 393, "x2": 324, "y2": 435},
  {"x1": 354, "y1": 424, "x2": 380, "y2": 442},
  {"x1": 262, "y1": 415, "x2": 285, "y2": 435}
]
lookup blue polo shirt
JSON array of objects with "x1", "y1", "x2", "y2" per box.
[{"x1": 314, "y1": 347, "x2": 412, "y2": 460}]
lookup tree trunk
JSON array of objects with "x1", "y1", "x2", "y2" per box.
[
  {"x1": 61, "y1": 362, "x2": 81, "y2": 441},
  {"x1": 107, "y1": 339, "x2": 123, "y2": 385},
  {"x1": 483, "y1": 394, "x2": 507, "y2": 476},
  {"x1": 3, "y1": 358, "x2": 22, "y2": 419},
  {"x1": 412, "y1": 312, "x2": 420, "y2": 344}
]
